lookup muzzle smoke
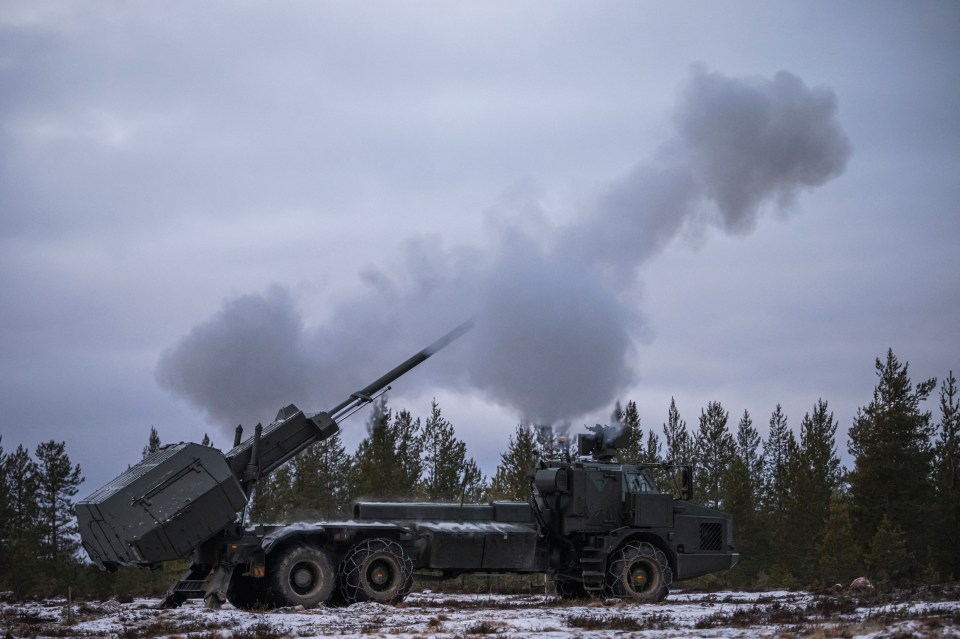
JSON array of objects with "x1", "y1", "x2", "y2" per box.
[{"x1": 156, "y1": 67, "x2": 851, "y2": 429}]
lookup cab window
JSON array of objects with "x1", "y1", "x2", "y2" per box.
[{"x1": 623, "y1": 470, "x2": 655, "y2": 496}]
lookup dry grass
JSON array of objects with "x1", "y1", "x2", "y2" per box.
[
  {"x1": 117, "y1": 617, "x2": 237, "y2": 638},
  {"x1": 566, "y1": 611, "x2": 671, "y2": 631}
]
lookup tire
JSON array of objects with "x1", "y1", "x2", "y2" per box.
[
  {"x1": 226, "y1": 571, "x2": 270, "y2": 610},
  {"x1": 268, "y1": 545, "x2": 337, "y2": 608},
  {"x1": 655, "y1": 566, "x2": 673, "y2": 602},
  {"x1": 339, "y1": 538, "x2": 413, "y2": 604},
  {"x1": 605, "y1": 541, "x2": 672, "y2": 603}
]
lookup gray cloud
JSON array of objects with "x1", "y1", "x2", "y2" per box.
[{"x1": 157, "y1": 67, "x2": 851, "y2": 429}]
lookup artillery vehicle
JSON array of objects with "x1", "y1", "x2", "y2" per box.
[{"x1": 77, "y1": 323, "x2": 738, "y2": 609}]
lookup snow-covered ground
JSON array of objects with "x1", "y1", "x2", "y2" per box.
[{"x1": 3, "y1": 589, "x2": 959, "y2": 638}]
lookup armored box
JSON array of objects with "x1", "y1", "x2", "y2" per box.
[{"x1": 77, "y1": 443, "x2": 247, "y2": 568}]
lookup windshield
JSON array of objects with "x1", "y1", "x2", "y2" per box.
[{"x1": 623, "y1": 470, "x2": 656, "y2": 496}]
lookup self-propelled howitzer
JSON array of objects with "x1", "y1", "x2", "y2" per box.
[{"x1": 78, "y1": 320, "x2": 738, "y2": 609}]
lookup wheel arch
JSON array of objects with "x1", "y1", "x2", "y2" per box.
[
  {"x1": 262, "y1": 527, "x2": 333, "y2": 559},
  {"x1": 261, "y1": 523, "x2": 331, "y2": 555},
  {"x1": 612, "y1": 532, "x2": 676, "y2": 573}
]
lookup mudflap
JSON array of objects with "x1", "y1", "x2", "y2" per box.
[{"x1": 203, "y1": 562, "x2": 236, "y2": 609}]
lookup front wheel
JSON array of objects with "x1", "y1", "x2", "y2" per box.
[
  {"x1": 268, "y1": 545, "x2": 337, "y2": 608},
  {"x1": 605, "y1": 541, "x2": 672, "y2": 603},
  {"x1": 339, "y1": 538, "x2": 413, "y2": 604}
]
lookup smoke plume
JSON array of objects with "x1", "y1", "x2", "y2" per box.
[{"x1": 156, "y1": 67, "x2": 851, "y2": 429}]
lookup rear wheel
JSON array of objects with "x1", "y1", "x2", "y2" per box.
[
  {"x1": 268, "y1": 545, "x2": 336, "y2": 608},
  {"x1": 605, "y1": 542, "x2": 672, "y2": 603},
  {"x1": 339, "y1": 538, "x2": 413, "y2": 604}
]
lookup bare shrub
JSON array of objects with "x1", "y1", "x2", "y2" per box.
[{"x1": 463, "y1": 620, "x2": 501, "y2": 634}]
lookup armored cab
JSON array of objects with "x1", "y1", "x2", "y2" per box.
[{"x1": 528, "y1": 427, "x2": 738, "y2": 599}]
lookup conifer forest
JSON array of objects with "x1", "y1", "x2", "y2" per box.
[{"x1": 1, "y1": 349, "x2": 957, "y2": 600}]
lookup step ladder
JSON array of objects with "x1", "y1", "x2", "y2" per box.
[
  {"x1": 579, "y1": 538, "x2": 607, "y2": 594},
  {"x1": 159, "y1": 566, "x2": 210, "y2": 608}
]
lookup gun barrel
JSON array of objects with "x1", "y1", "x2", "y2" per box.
[
  {"x1": 225, "y1": 319, "x2": 473, "y2": 481},
  {"x1": 328, "y1": 319, "x2": 473, "y2": 419}
]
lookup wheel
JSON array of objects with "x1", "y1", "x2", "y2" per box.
[
  {"x1": 268, "y1": 545, "x2": 336, "y2": 608},
  {"x1": 339, "y1": 538, "x2": 413, "y2": 604},
  {"x1": 226, "y1": 569, "x2": 270, "y2": 610},
  {"x1": 655, "y1": 566, "x2": 673, "y2": 602},
  {"x1": 605, "y1": 541, "x2": 672, "y2": 603},
  {"x1": 554, "y1": 578, "x2": 589, "y2": 599}
]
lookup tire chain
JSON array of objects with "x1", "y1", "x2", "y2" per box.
[
  {"x1": 338, "y1": 538, "x2": 414, "y2": 604},
  {"x1": 606, "y1": 541, "x2": 673, "y2": 599}
]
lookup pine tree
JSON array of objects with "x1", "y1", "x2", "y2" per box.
[
  {"x1": 660, "y1": 398, "x2": 695, "y2": 503},
  {"x1": 489, "y1": 424, "x2": 539, "y2": 501},
  {"x1": 3, "y1": 445, "x2": 40, "y2": 594},
  {"x1": 641, "y1": 430, "x2": 663, "y2": 465},
  {"x1": 0, "y1": 437, "x2": 9, "y2": 582},
  {"x1": 722, "y1": 455, "x2": 754, "y2": 586},
  {"x1": 848, "y1": 350, "x2": 936, "y2": 568},
  {"x1": 142, "y1": 426, "x2": 161, "y2": 458},
  {"x1": 289, "y1": 430, "x2": 354, "y2": 519},
  {"x1": 723, "y1": 410, "x2": 764, "y2": 583},
  {"x1": 798, "y1": 400, "x2": 841, "y2": 505},
  {"x1": 5, "y1": 445, "x2": 39, "y2": 543},
  {"x1": 759, "y1": 404, "x2": 796, "y2": 582},
  {"x1": 734, "y1": 410, "x2": 764, "y2": 496},
  {"x1": 352, "y1": 397, "x2": 403, "y2": 500},
  {"x1": 694, "y1": 401, "x2": 733, "y2": 508},
  {"x1": 785, "y1": 399, "x2": 841, "y2": 583},
  {"x1": 420, "y1": 400, "x2": 482, "y2": 501},
  {"x1": 34, "y1": 441, "x2": 84, "y2": 566},
  {"x1": 866, "y1": 515, "x2": 911, "y2": 587},
  {"x1": 251, "y1": 462, "x2": 294, "y2": 522},
  {"x1": 393, "y1": 409, "x2": 423, "y2": 494},
  {"x1": 460, "y1": 459, "x2": 487, "y2": 503},
  {"x1": 933, "y1": 371, "x2": 960, "y2": 580},
  {"x1": 663, "y1": 398, "x2": 694, "y2": 464},
  {"x1": 761, "y1": 405, "x2": 793, "y2": 524},
  {"x1": 817, "y1": 495, "x2": 861, "y2": 587},
  {"x1": 614, "y1": 401, "x2": 645, "y2": 465}
]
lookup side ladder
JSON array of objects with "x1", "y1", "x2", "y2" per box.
[{"x1": 579, "y1": 537, "x2": 607, "y2": 594}]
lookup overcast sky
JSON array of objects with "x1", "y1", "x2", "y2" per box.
[{"x1": 1, "y1": 2, "x2": 958, "y2": 496}]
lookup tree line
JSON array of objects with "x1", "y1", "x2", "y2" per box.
[{"x1": 0, "y1": 348, "x2": 956, "y2": 598}]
